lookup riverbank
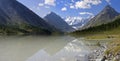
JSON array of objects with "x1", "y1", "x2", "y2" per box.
[
  {"x1": 72, "y1": 33, "x2": 120, "y2": 61},
  {"x1": 86, "y1": 35, "x2": 120, "y2": 61},
  {"x1": 87, "y1": 39, "x2": 120, "y2": 61},
  {"x1": 104, "y1": 40, "x2": 120, "y2": 61}
]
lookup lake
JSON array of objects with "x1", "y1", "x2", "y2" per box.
[{"x1": 0, "y1": 35, "x2": 111, "y2": 61}]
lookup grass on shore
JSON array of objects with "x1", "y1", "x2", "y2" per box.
[
  {"x1": 105, "y1": 40, "x2": 120, "y2": 56},
  {"x1": 72, "y1": 26, "x2": 120, "y2": 40}
]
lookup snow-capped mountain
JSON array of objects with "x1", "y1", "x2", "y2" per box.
[
  {"x1": 65, "y1": 17, "x2": 83, "y2": 26},
  {"x1": 65, "y1": 17, "x2": 91, "y2": 30}
]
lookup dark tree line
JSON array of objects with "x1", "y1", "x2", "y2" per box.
[
  {"x1": 73, "y1": 15, "x2": 120, "y2": 34},
  {"x1": 0, "y1": 23, "x2": 52, "y2": 35}
]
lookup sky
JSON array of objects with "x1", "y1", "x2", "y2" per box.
[{"x1": 17, "y1": 0, "x2": 120, "y2": 19}]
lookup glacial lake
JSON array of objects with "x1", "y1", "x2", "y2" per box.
[{"x1": 0, "y1": 35, "x2": 112, "y2": 61}]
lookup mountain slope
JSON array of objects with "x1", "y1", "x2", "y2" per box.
[
  {"x1": 83, "y1": 5, "x2": 119, "y2": 29},
  {"x1": 44, "y1": 12, "x2": 75, "y2": 32},
  {"x1": 72, "y1": 15, "x2": 120, "y2": 36},
  {"x1": 0, "y1": 0, "x2": 57, "y2": 34}
]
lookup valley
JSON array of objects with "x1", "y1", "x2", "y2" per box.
[{"x1": 0, "y1": 0, "x2": 120, "y2": 61}]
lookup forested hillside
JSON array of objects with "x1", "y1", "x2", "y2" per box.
[
  {"x1": 0, "y1": 24, "x2": 52, "y2": 35},
  {"x1": 72, "y1": 15, "x2": 120, "y2": 35}
]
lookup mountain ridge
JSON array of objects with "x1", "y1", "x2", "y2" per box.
[
  {"x1": 72, "y1": 15, "x2": 120, "y2": 35},
  {"x1": 44, "y1": 12, "x2": 75, "y2": 33},
  {"x1": 65, "y1": 17, "x2": 91, "y2": 30},
  {"x1": 82, "y1": 5, "x2": 119, "y2": 29},
  {"x1": 71, "y1": 5, "x2": 120, "y2": 36},
  {"x1": 0, "y1": 0, "x2": 58, "y2": 34}
]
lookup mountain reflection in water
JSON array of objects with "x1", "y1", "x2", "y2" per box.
[
  {"x1": 0, "y1": 36, "x2": 91, "y2": 61},
  {"x1": 27, "y1": 39, "x2": 90, "y2": 61}
]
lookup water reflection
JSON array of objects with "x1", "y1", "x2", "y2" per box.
[
  {"x1": 27, "y1": 39, "x2": 91, "y2": 61},
  {"x1": 0, "y1": 35, "x2": 91, "y2": 61}
]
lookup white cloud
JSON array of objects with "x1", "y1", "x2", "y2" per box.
[
  {"x1": 61, "y1": 7, "x2": 67, "y2": 11},
  {"x1": 44, "y1": 0, "x2": 56, "y2": 6},
  {"x1": 75, "y1": 0, "x2": 102, "y2": 9},
  {"x1": 38, "y1": 3, "x2": 44, "y2": 6},
  {"x1": 106, "y1": 0, "x2": 111, "y2": 4},
  {"x1": 79, "y1": 12, "x2": 94, "y2": 18},
  {"x1": 75, "y1": 1, "x2": 91, "y2": 9},
  {"x1": 79, "y1": 12, "x2": 94, "y2": 16},
  {"x1": 70, "y1": 5, "x2": 75, "y2": 9},
  {"x1": 90, "y1": 0, "x2": 102, "y2": 5}
]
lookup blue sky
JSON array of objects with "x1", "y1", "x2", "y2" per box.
[{"x1": 17, "y1": 0, "x2": 120, "y2": 18}]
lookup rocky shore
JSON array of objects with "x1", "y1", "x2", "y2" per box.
[{"x1": 88, "y1": 41, "x2": 120, "y2": 61}]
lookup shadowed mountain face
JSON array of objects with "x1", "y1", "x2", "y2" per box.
[
  {"x1": 0, "y1": 0, "x2": 56, "y2": 32},
  {"x1": 0, "y1": 8, "x2": 9, "y2": 25},
  {"x1": 83, "y1": 5, "x2": 119, "y2": 29},
  {"x1": 44, "y1": 12, "x2": 75, "y2": 33}
]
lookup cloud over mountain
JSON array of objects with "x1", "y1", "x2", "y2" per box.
[{"x1": 79, "y1": 12, "x2": 94, "y2": 16}]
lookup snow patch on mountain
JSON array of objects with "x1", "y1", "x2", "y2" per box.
[{"x1": 65, "y1": 16, "x2": 90, "y2": 30}]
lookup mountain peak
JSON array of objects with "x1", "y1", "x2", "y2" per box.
[
  {"x1": 44, "y1": 12, "x2": 75, "y2": 32},
  {"x1": 0, "y1": 0, "x2": 56, "y2": 30},
  {"x1": 83, "y1": 5, "x2": 119, "y2": 29},
  {"x1": 103, "y1": 5, "x2": 113, "y2": 11},
  {"x1": 49, "y1": 12, "x2": 56, "y2": 14},
  {"x1": 101, "y1": 5, "x2": 119, "y2": 15},
  {"x1": 46, "y1": 12, "x2": 59, "y2": 17},
  {"x1": 105, "y1": 5, "x2": 111, "y2": 8}
]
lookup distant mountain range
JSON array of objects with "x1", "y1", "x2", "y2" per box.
[
  {"x1": 65, "y1": 17, "x2": 91, "y2": 30},
  {"x1": 0, "y1": 0, "x2": 119, "y2": 35},
  {"x1": 72, "y1": 15, "x2": 120, "y2": 35},
  {"x1": 72, "y1": 5, "x2": 120, "y2": 35},
  {"x1": 83, "y1": 5, "x2": 119, "y2": 29},
  {"x1": 44, "y1": 12, "x2": 75, "y2": 33}
]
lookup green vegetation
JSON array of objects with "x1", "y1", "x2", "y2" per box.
[
  {"x1": 69, "y1": 14, "x2": 120, "y2": 61},
  {"x1": 0, "y1": 24, "x2": 52, "y2": 35},
  {"x1": 71, "y1": 15, "x2": 120, "y2": 59},
  {"x1": 96, "y1": 42, "x2": 101, "y2": 46},
  {"x1": 105, "y1": 40, "x2": 120, "y2": 56},
  {"x1": 71, "y1": 15, "x2": 120, "y2": 39}
]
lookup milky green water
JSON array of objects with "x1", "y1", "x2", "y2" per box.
[{"x1": 0, "y1": 35, "x2": 110, "y2": 61}]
